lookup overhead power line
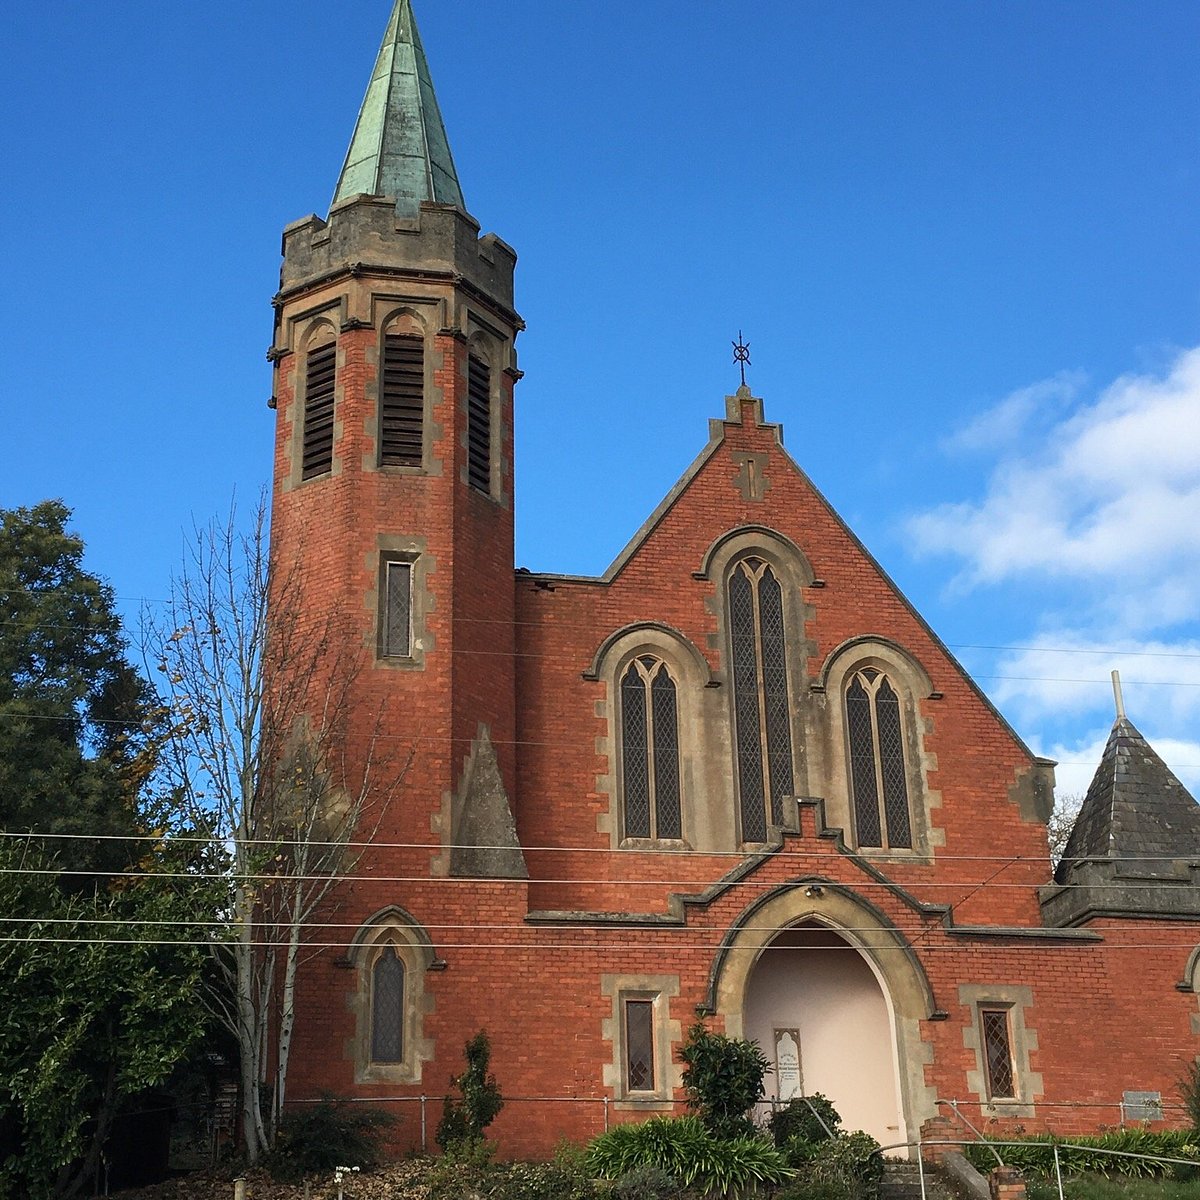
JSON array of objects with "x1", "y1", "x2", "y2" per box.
[{"x1": 1, "y1": 828, "x2": 1196, "y2": 866}]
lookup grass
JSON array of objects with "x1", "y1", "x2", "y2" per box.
[{"x1": 1028, "y1": 1176, "x2": 1200, "y2": 1199}]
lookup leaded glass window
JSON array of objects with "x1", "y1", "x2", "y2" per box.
[
  {"x1": 620, "y1": 656, "x2": 682, "y2": 840},
  {"x1": 981, "y1": 1008, "x2": 1015, "y2": 1099},
  {"x1": 728, "y1": 557, "x2": 795, "y2": 842},
  {"x1": 845, "y1": 668, "x2": 912, "y2": 849},
  {"x1": 624, "y1": 999, "x2": 655, "y2": 1092},
  {"x1": 381, "y1": 559, "x2": 413, "y2": 658},
  {"x1": 370, "y1": 944, "x2": 405, "y2": 1063}
]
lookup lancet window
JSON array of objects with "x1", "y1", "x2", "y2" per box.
[
  {"x1": 728, "y1": 556, "x2": 795, "y2": 842},
  {"x1": 620, "y1": 656, "x2": 682, "y2": 840},
  {"x1": 845, "y1": 667, "x2": 912, "y2": 848},
  {"x1": 370, "y1": 942, "x2": 405, "y2": 1064}
]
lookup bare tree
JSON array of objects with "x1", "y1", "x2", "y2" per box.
[
  {"x1": 145, "y1": 496, "x2": 395, "y2": 1163},
  {"x1": 1046, "y1": 791, "x2": 1084, "y2": 866}
]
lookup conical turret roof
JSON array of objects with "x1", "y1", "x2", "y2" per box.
[
  {"x1": 332, "y1": 0, "x2": 466, "y2": 217},
  {"x1": 1058, "y1": 715, "x2": 1200, "y2": 880}
]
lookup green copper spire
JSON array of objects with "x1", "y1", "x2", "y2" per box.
[{"x1": 332, "y1": 0, "x2": 466, "y2": 217}]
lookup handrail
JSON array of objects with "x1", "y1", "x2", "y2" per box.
[
  {"x1": 876, "y1": 1136, "x2": 1200, "y2": 1169},
  {"x1": 874, "y1": 1135, "x2": 1200, "y2": 1200},
  {"x1": 936, "y1": 1097, "x2": 1003, "y2": 1166}
]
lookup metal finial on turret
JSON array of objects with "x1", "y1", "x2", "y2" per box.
[{"x1": 1112, "y1": 669, "x2": 1126, "y2": 721}]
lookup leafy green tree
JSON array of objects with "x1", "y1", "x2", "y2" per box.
[
  {"x1": 437, "y1": 1030, "x2": 504, "y2": 1154},
  {"x1": 678, "y1": 1021, "x2": 770, "y2": 1139},
  {"x1": 0, "y1": 501, "x2": 156, "y2": 876},
  {"x1": 0, "y1": 502, "x2": 211, "y2": 1197},
  {"x1": 0, "y1": 839, "x2": 208, "y2": 1199}
]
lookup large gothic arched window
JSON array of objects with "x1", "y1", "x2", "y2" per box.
[
  {"x1": 728, "y1": 557, "x2": 795, "y2": 842},
  {"x1": 620, "y1": 656, "x2": 682, "y2": 840},
  {"x1": 845, "y1": 668, "x2": 912, "y2": 849}
]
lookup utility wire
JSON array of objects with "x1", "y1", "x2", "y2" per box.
[{"x1": 0, "y1": 829, "x2": 1195, "y2": 865}]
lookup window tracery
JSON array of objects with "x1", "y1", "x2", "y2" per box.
[
  {"x1": 620, "y1": 655, "x2": 682, "y2": 841},
  {"x1": 845, "y1": 667, "x2": 912, "y2": 849}
]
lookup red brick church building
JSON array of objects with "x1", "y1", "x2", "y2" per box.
[{"x1": 268, "y1": 0, "x2": 1200, "y2": 1157}]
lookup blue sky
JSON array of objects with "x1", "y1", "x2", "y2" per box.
[{"x1": 3, "y1": 1, "x2": 1198, "y2": 800}]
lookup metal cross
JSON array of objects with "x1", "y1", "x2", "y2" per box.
[{"x1": 732, "y1": 331, "x2": 751, "y2": 387}]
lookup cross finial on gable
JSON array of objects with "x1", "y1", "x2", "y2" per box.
[{"x1": 732, "y1": 331, "x2": 751, "y2": 388}]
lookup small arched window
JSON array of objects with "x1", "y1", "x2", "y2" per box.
[
  {"x1": 728, "y1": 557, "x2": 795, "y2": 841},
  {"x1": 370, "y1": 942, "x2": 405, "y2": 1063},
  {"x1": 845, "y1": 668, "x2": 912, "y2": 848},
  {"x1": 620, "y1": 656, "x2": 682, "y2": 840}
]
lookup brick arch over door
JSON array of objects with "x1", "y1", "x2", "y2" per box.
[{"x1": 704, "y1": 881, "x2": 940, "y2": 1147}]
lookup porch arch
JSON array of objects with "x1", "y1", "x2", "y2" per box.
[{"x1": 706, "y1": 880, "x2": 939, "y2": 1145}]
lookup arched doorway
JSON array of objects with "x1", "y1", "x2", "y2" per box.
[{"x1": 743, "y1": 921, "x2": 904, "y2": 1144}]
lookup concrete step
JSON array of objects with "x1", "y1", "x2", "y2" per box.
[{"x1": 880, "y1": 1160, "x2": 957, "y2": 1200}]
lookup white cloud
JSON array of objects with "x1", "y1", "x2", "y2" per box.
[
  {"x1": 941, "y1": 371, "x2": 1083, "y2": 454},
  {"x1": 984, "y1": 633, "x2": 1200, "y2": 728},
  {"x1": 908, "y1": 346, "x2": 1200, "y2": 593},
  {"x1": 1033, "y1": 729, "x2": 1200, "y2": 802}
]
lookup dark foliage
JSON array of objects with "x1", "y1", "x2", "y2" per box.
[
  {"x1": 268, "y1": 1097, "x2": 396, "y2": 1182},
  {"x1": 0, "y1": 501, "x2": 159, "y2": 879},
  {"x1": 436, "y1": 1030, "x2": 504, "y2": 1154},
  {"x1": 678, "y1": 1020, "x2": 771, "y2": 1138}
]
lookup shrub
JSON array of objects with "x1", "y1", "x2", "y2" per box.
[
  {"x1": 267, "y1": 1095, "x2": 395, "y2": 1181},
  {"x1": 678, "y1": 1020, "x2": 771, "y2": 1138},
  {"x1": 773, "y1": 1181, "x2": 850, "y2": 1200},
  {"x1": 1180, "y1": 1058, "x2": 1200, "y2": 1131},
  {"x1": 437, "y1": 1029, "x2": 504, "y2": 1155},
  {"x1": 962, "y1": 1129, "x2": 1200, "y2": 1179},
  {"x1": 612, "y1": 1165, "x2": 682, "y2": 1199},
  {"x1": 808, "y1": 1131, "x2": 884, "y2": 1199},
  {"x1": 586, "y1": 1115, "x2": 792, "y2": 1197},
  {"x1": 770, "y1": 1094, "x2": 843, "y2": 1163},
  {"x1": 482, "y1": 1161, "x2": 602, "y2": 1200}
]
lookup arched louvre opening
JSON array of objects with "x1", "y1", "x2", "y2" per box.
[
  {"x1": 620, "y1": 656, "x2": 683, "y2": 840},
  {"x1": 846, "y1": 668, "x2": 912, "y2": 849},
  {"x1": 728, "y1": 557, "x2": 795, "y2": 842},
  {"x1": 370, "y1": 943, "x2": 405, "y2": 1063},
  {"x1": 467, "y1": 353, "x2": 491, "y2": 492},
  {"x1": 301, "y1": 340, "x2": 336, "y2": 479},
  {"x1": 379, "y1": 332, "x2": 424, "y2": 466}
]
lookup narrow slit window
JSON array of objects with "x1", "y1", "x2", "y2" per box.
[
  {"x1": 380, "y1": 333, "x2": 424, "y2": 467},
  {"x1": 382, "y1": 559, "x2": 413, "y2": 658},
  {"x1": 845, "y1": 668, "x2": 912, "y2": 849},
  {"x1": 620, "y1": 656, "x2": 682, "y2": 840},
  {"x1": 301, "y1": 341, "x2": 337, "y2": 480},
  {"x1": 980, "y1": 1007, "x2": 1016, "y2": 1099},
  {"x1": 624, "y1": 999, "x2": 655, "y2": 1092},
  {"x1": 370, "y1": 944, "x2": 405, "y2": 1063},
  {"x1": 728, "y1": 557, "x2": 795, "y2": 842},
  {"x1": 467, "y1": 354, "x2": 491, "y2": 493}
]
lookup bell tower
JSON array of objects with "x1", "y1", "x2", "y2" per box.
[{"x1": 268, "y1": 0, "x2": 525, "y2": 877}]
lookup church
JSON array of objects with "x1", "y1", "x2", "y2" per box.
[{"x1": 266, "y1": 0, "x2": 1200, "y2": 1158}]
